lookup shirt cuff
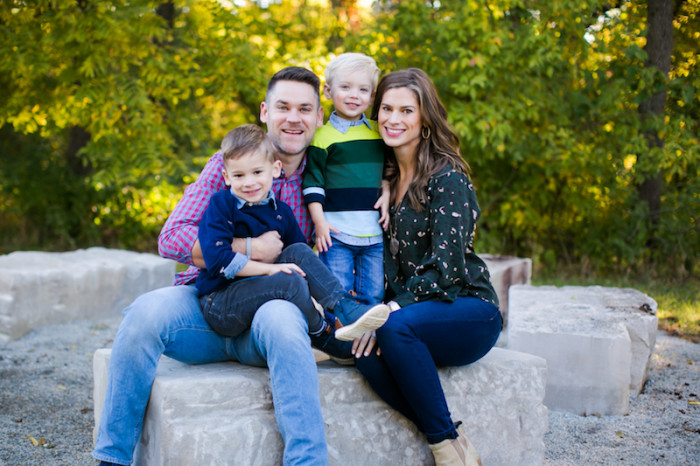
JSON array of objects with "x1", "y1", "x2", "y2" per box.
[{"x1": 223, "y1": 253, "x2": 249, "y2": 279}]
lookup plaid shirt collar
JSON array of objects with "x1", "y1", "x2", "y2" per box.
[{"x1": 272, "y1": 155, "x2": 312, "y2": 243}]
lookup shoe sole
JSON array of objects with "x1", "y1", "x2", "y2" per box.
[{"x1": 335, "y1": 304, "x2": 390, "y2": 341}]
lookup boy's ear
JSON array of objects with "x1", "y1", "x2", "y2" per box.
[
  {"x1": 222, "y1": 169, "x2": 232, "y2": 186},
  {"x1": 323, "y1": 83, "x2": 332, "y2": 100},
  {"x1": 272, "y1": 160, "x2": 282, "y2": 178}
]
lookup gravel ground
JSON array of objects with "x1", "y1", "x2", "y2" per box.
[{"x1": 1, "y1": 316, "x2": 698, "y2": 465}]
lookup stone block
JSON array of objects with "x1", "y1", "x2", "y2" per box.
[
  {"x1": 481, "y1": 254, "x2": 532, "y2": 327},
  {"x1": 507, "y1": 285, "x2": 658, "y2": 415},
  {"x1": 0, "y1": 248, "x2": 174, "y2": 341},
  {"x1": 93, "y1": 347, "x2": 548, "y2": 466}
]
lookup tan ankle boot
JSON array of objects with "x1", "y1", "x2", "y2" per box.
[{"x1": 428, "y1": 424, "x2": 482, "y2": 466}]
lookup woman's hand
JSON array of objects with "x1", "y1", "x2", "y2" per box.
[{"x1": 352, "y1": 331, "x2": 380, "y2": 358}]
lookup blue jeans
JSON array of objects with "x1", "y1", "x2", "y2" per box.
[
  {"x1": 200, "y1": 243, "x2": 347, "y2": 337},
  {"x1": 320, "y1": 240, "x2": 384, "y2": 305},
  {"x1": 355, "y1": 297, "x2": 502, "y2": 444},
  {"x1": 93, "y1": 286, "x2": 327, "y2": 465}
]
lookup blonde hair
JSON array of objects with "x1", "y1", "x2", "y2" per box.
[
  {"x1": 221, "y1": 124, "x2": 276, "y2": 163},
  {"x1": 370, "y1": 68, "x2": 470, "y2": 211},
  {"x1": 324, "y1": 53, "x2": 380, "y2": 90}
]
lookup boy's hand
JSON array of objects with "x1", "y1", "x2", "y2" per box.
[
  {"x1": 375, "y1": 180, "x2": 391, "y2": 230},
  {"x1": 314, "y1": 219, "x2": 339, "y2": 253},
  {"x1": 266, "y1": 262, "x2": 305, "y2": 277}
]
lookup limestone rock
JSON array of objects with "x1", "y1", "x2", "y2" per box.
[
  {"x1": 507, "y1": 285, "x2": 658, "y2": 415},
  {"x1": 0, "y1": 248, "x2": 174, "y2": 341},
  {"x1": 94, "y1": 347, "x2": 548, "y2": 466}
]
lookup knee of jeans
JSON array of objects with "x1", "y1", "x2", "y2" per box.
[
  {"x1": 252, "y1": 300, "x2": 309, "y2": 342},
  {"x1": 281, "y1": 242, "x2": 313, "y2": 261},
  {"x1": 375, "y1": 315, "x2": 411, "y2": 346},
  {"x1": 275, "y1": 271, "x2": 308, "y2": 294}
]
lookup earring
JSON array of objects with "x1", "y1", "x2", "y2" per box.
[{"x1": 422, "y1": 126, "x2": 431, "y2": 139}]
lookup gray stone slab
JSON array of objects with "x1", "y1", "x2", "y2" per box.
[
  {"x1": 507, "y1": 285, "x2": 658, "y2": 415},
  {"x1": 481, "y1": 254, "x2": 532, "y2": 326},
  {"x1": 94, "y1": 347, "x2": 548, "y2": 466},
  {"x1": 0, "y1": 248, "x2": 174, "y2": 341}
]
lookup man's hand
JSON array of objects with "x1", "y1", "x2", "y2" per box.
[{"x1": 233, "y1": 231, "x2": 284, "y2": 263}]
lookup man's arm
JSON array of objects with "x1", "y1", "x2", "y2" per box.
[
  {"x1": 158, "y1": 154, "x2": 225, "y2": 265},
  {"x1": 191, "y1": 231, "x2": 284, "y2": 268}
]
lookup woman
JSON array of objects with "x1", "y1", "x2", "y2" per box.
[{"x1": 354, "y1": 68, "x2": 502, "y2": 466}]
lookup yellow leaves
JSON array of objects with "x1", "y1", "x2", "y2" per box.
[
  {"x1": 27, "y1": 435, "x2": 54, "y2": 449},
  {"x1": 624, "y1": 155, "x2": 637, "y2": 170},
  {"x1": 603, "y1": 122, "x2": 614, "y2": 133},
  {"x1": 616, "y1": 431, "x2": 625, "y2": 438}
]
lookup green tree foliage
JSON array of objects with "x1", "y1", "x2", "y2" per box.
[
  {"x1": 365, "y1": 0, "x2": 698, "y2": 275},
  {"x1": 0, "y1": 0, "x2": 697, "y2": 277}
]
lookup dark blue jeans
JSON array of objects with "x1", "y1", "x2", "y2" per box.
[
  {"x1": 200, "y1": 243, "x2": 347, "y2": 337},
  {"x1": 355, "y1": 296, "x2": 502, "y2": 443}
]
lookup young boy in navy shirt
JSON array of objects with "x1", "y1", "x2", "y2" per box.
[{"x1": 197, "y1": 124, "x2": 389, "y2": 359}]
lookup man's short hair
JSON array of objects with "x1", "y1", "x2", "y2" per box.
[
  {"x1": 221, "y1": 124, "x2": 276, "y2": 163},
  {"x1": 266, "y1": 66, "x2": 321, "y2": 106},
  {"x1": 325, "y1": 53, "x2": 380, "y2": 90}
]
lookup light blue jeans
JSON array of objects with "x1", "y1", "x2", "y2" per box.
[
  {"x1": 93, "y1": 285, "x2": 327, "y2": 466},
  {"x1": 320, "y1": 240, "x2": 384, "y2": 306}
]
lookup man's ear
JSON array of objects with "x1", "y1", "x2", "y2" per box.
[
  {"x1": 260, "y1": 101, "x2": 268, "y2": 123},
  {"x1": 272, "y1": 160, "x2": 282, "y2": 178}
]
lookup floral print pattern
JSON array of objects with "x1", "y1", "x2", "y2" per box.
[{"x1": 385, "y1": 167, "x2": 499, "y2": 309}]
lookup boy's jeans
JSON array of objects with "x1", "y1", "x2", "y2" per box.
[
  {"x1": 200, "y1": 243, "x2": 347, "y2": 337},
  {"x1": 93, "y1": 285, "x2": 327, "y2": 466},
  {"x1": 320, "y1": 239, "x2": 384, "y2": 305}
]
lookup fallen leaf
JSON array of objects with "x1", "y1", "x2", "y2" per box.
[
  {"x1": 616, "y1": 431, "x2": 625, "y2": 438},
  {"x1": 689, "y1": 400, "x2": 700, "y2": 406},
  {"x1": 27, "y1": 435, "x2": 39, "y2": 446},
  {"x1": 687, "y1": 360, "x2": 694, "y2": 365},
  {"x1": 57, "y1": 384, "x2": 66, "y2": 390}
]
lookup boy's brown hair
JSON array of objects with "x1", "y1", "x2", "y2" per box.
[{"x1": 221, "y1": 124, "x2": 276, "y2": 163}]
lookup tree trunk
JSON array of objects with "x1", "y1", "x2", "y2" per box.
[{"x1": 637, "y1": 0, "x2": 673, "y2": 236}]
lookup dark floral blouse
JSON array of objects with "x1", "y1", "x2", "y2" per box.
[{"x1": 384, "y1": 166, "x2": 499, "y2": 309}]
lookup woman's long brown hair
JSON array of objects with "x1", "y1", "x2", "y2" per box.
[{"x1": 371, "y1": 68, "x2": 469, "y2": 211}]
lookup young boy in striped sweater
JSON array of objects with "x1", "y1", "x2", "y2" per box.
[{"x1": 303, "y1": 53, "x2": 388, "y2": 319}]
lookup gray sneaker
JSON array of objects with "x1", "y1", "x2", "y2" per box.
[{"x1": 335, "y1": 303, "x2": 390, "y2": 341}]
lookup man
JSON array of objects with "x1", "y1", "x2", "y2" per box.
[{"x1": 93, "y1": 67, "x2": 329, "y2": 466}]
